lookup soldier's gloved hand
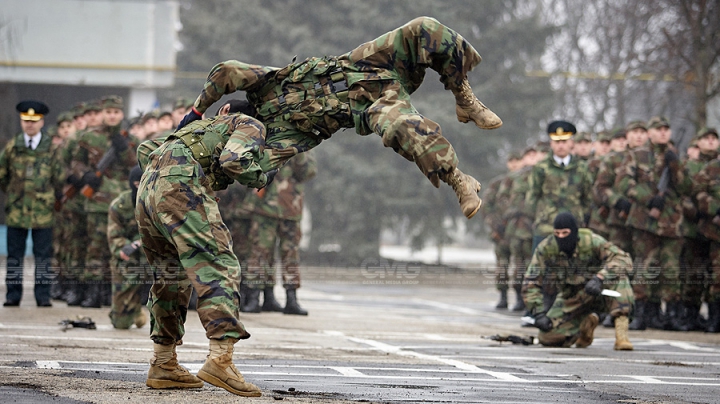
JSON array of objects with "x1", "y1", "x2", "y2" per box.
[
  {"x1": 534, "y1": 314, "x2": 553, "y2": 332},
  {"x1": 110, "y1": 132, "x2": 129, "y2": 152},
  {"x1": 82, "y1": 172, "x2": 102, "y2": 191},
  {"x1": 583, "y1": 213, "x2": 591, "y2": 226},
  {"x1": 585, "y1": 275, "x2": 603, "y2": 296},
  {"x1": 67, "y1": 174, "x2": 84, "y2": 189},
  {"x1": 664, "y1": 149, "x2": 679, "y2": 165},
  {"x1": 614, "y1": 198, "x2": 632, "y2": 214},
  {"x1": 261, "y1": 169, "x2": 278, "y2": 189},
  {"x1": 176, "y1": 107, "x2": 202, "y2": 130},
  {"x1": 648, "y1": 195, "x2": 665, "y2": 211}
]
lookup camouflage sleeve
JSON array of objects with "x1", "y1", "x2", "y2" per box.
[
  {"x1": 290, "y1": 152, "x2": 318, "y2": 183},
  {"x1": 219, "y1": 115, "x2": 272, "y2": 188},
  {"x1": 525, "y1": 165, "x2": 543, "y2": 217},
  {"x1": 580, "y1": 161, "x2": 594, "y2": 214},
  {"x1": 107, "y1": 199, "x2": 130, "y2": 258},
  {"x1": 593, "y1": 158, "x2": 618, "y2": 207},
  {"x1": 69, "y1": 134, "x2": 91, "y2": 178},
  {"x1": 592, "y1": 233, "x2": 632, "y2": 280},
  {"x1": 614, "y1": 151, "x2": 645, "y2": 203},
  {"x1": 137, "y1": 138, "x2": 166, "y2": 171},
  {"x1": 670, "y1": 156, "x2": 692, "y2": 197},
  {"x1": 522, "y1": 239, "x2": 548, "y2": 315},
  {"x1": 193, "y1": 60, "x2": 278, "y2": 114},
  {"x1": 51, "y1": 145, "x2": 65, "y2": 197},
  {"x1": 694, "y1": 160, "x2": 720, "y2": 216}
]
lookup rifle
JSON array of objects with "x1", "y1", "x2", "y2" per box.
[
  {"x1": 54, "y1": 184, "x2": 78, "y2": 212},
  {"x1": 649, "y1": 127, "x2": 687, "y2": 219},
  {"x1": 80, "y1": 145, "x2": 117, "y2": 199},
  {"x1": 483, "y1": 334, "x2": 536, "y2": 345}
]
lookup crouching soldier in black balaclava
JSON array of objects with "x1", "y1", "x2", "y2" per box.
[{"x1": 522, "y1": 212, "x2": 635, "y2": 350}]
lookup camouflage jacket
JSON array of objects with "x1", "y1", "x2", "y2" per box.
[
  {"x1": 57, "y1": 136, "x2": 85, "y2": 213},
  {"x1": 526, "y1": 154, "x2": 593, "y2": 236},
  {"x1": 240, "y1": 152, "x2": 317, "y2": 221},
  {"x1": 503, "y1": 166, "x2": 534, "y2": 240},
  {"x1": 0, "y1": 132, "x2": 64, "y2": 228},
  {"x1": 522, "y1": 228, "x2": 632, "y2": 315},
  {"x1": 69, "y1": 125, "x2": 138, "y2": 213},
  {"x1": 107, "y1": 189, "x2": 146, "y2": 267},
  {"x1": 592, "y1": 150, "x2": 628, "y2": 227},
  {"x1": 681, "y1": 150, "x2": 718, "y2": 238},
  {"x1": 614, "y1": 142, "x2": 691, "y2": 238},
  {"x1": 586, "y1": 155, "x2": 607, "y2": 233},
  {"x1": 481, "y1": 172, "x2": 511, "y2": 241},
  {"x1": 693, "y1": 157, "x2": 720, "y2": 242}
]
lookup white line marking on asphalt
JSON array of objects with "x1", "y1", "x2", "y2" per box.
[
  {"x1": 36, "y1": 361, "x2": 59, "y2": 369},
  {"x1": 626, "y1": 375, "x2": 664, "y2": 383},
  {"x1": 329, "y1": 366, "x2": 366, "y2": 377},
  {"x1": 666, "y1": 341, "x2": 719, "y2": 352},
  {"x1": 325, "y1": 330, "x2": 526, "y2": 382}
]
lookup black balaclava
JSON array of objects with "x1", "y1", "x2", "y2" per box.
[
  {"x1": 129, "y1": 165, "x2": 143, "y2": 208},
  {"x1": 553, "y1": 212, "x2": 579, "y2": 256}
]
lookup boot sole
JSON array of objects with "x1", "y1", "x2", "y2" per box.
[
  {"x1": 145, "y1": 378, "x2": 204, "y2": 389},
  {"x1": 614, "y1": 343, "x2": 634, "y2": 351},
  {"x1": 197, "y1": 370, "x2": 262, "y2": 397},
  {"x1": 465, "y1": 202, "x2": 482, "y2": 219}
]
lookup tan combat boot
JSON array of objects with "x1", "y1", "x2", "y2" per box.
[
  {"x1": 146, "y1": 343, "x2": 204, "y2": 389},
  {"x1": 575, "y1": 313, "x2": 599, "y2": 348},
  {"x1": 613, "y1": 315, "x2": 634, "y2": 351},
  {"x1": 452, "y1": 80, "x2": 503, "y2": 129},
  {"x1": 197, "y1": 339, "x2": 262, "y2": 397},
  {"x1": 134, "y1": 310, "x2": 148, "y2": 329},
  {"x1": 442, "y1": 168, "x2": 482, "y2": 219}
]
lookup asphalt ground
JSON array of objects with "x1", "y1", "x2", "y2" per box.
[{"x1": 1, "y1": 262, "x2": 719, "y2": 403}]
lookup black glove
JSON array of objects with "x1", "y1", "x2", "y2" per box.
[
  {"x1": 82, "y1": 172, "x2": 102, "y2": 191},
  {"x1": 614, "y1": 198, "x2": 632, "y2": 214},
  {"x1": 262, "y1": 169, "x2": 278, "y2": 188},
  {"x1": 648, "y1": 195, "x2": 665, "y2": 211},
  {"x1": 121, "y1": 243, "x2": 140, "y2": 257},
  {"x1": 66, "y1": 174, "x2": 84, "y2": 189},
  {"x1": 177, "y1": 108, "x2": 202, "y2": 130},
  {"x1": 534, "y1": 314, "x2": 553, "y2": 332},
  {"x1": 111, "y1": 132, "x2": 129, "y2": 153},
  {"x1": 664, "y1": 149, "x2": 679, "y2": 165},
  {"x1": 585, "y1": 275, "x2": 603, "y2": 296}
]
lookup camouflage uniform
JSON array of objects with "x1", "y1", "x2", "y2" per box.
[
  {"x1": 1, "y1": 129, "x2": 64, "y2": 305},
  {"x1": 107, "y1": 189, "x2": 152, "y2": 329},
  {"x1": 615, "y1": 142, "x2": 691, "y2": 305},
  {"x1": 586, "y1": 153, "x2": 609, "y2": 238},
  {"x1": 216, "y1": 186, "x2": 253, "y2": 266},
  {"x1": 242, "y1": 152, "x2": 317, "y2": 290},
  {"x1": 522, "y1": 229, "x2": 634, "y2": 347},
  {"x1": 482, "y1": 174, "x2": 512, "y2": 295},
  {"x1": 592, "y1": 150, "x2": 634, "y2": 257},
  {"x1": 693, "y1": 157, "x2": 720, "y2": 331},
  {"x1": 526, "y1": 154, "x2": 593, "y2": 244},
  {"x1": 503, "y1": 166, "x2": 535, "y2": 292},
  {"x1": 191, "y1": 17, "x2": 487, "y2": 188},
  {"x1": 69, "y1": 124, "x2": 138, "y2": 301},
  {"x1": 136, "y1": 113, "x2": 270, "y2": 345}
]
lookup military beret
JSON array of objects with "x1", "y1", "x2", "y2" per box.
[
  {"x1": 575, "y1": 131, "x2": 593, "y2": 143},
  {"x1": 696, "y1": 127, "x2": 718, "y2": 140},
  {"x1": 625, "y1": 120, "x2": 647, "y2": 132},
  {"x1": 173, "y1": 97, "x2": 194, "y2": 110},
  {"x1": 85, "y1": 100, "x2": 103, "y2": 112},
  {"x1": 611, "y1": 127, "x2": 627, "y2": 139},
  {"x1": 101, "y1": 95, "x2": 124, "y2": 110},
  {"x1": 547, "y1": 120, "x2": 576, "y2": 140},
  {"x1": 596, "y1": 131, "x2": 612, "y2": 142},
  {"x1": 72, "y1": 102, "x2": 88, "y2": 117},
  {"x1": 16, "y1": 100, "x2": 49, "y2": 121},
  {"x1": 56, "y1": 111, "x2": 75, "y2": 125},
  {"x1": 647, "y1": 116, "x2": 670, "y2": 129}
]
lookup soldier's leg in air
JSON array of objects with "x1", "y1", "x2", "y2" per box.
[
  {"x1": 278, "y1": 219, "x2": 307, "y2": 315},
  {"x1": 346, "y1": 16, "x2": 501, "y2": 129}
]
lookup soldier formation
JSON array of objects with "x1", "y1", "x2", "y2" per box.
[
  {"x1": 483, "y1": 118, "x2": 720, "y2": 349},
  {"x1": 3, "y1": 16, "x2": 720, "y2": 399}
]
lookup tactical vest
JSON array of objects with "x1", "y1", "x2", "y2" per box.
[
  {"x1": 247, "y1": 56, "x2": 353, "y2": 141},
  {"x1": 168, "y1": 118, "x2": 234, "y2": 191}
]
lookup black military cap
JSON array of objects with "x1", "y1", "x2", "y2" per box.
[
  {"x1": 16, "y1": 100, "x2": 49, "y2": 121},
  {"x1": 647, "y1": 116, "x2": 670, "y2": 129},
  {"x1": 547, "y1": 120, "x2": 576, "y2": 140}
]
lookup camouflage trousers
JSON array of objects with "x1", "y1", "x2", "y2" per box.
[
  {"x1": 225, "y1": 215, "x2": 252, "y2": 266},
  {"x1": 136, "y1": 142, "x2": 250, "y2": 345},
  {"x1": 244, "y1": 215, "x2": 302, "y2": 290},
  {"x1": 83, "y1": 211, "x2": 112, "y2": 282},
  {"x1": 53, "y1": 207, "x2": 87, "y2": 281},
  {"x1": 508, "y1": 237, "x2": 532, "y2": 291},
  {"x1": 630, "y1": 229, "x2": 683, "y2": 303},
  {"x1": 607, "y1": 225, "x2": 633, "y2": 260},
  {"x1": 680, "y1": 236, "x2": 711, "y2": 306},
  {"x1": 109, "y1": 259, "x2": 152, "y2": 329},
  {"x1": 539, "y1": 276, "x2": 633, "y2": 347},
  {"x1": 493, "y1": 239, "x2": 512, "y2": 292},
  {"x1": 216, "y1": 16, "x2": 482, "y2": 188}
]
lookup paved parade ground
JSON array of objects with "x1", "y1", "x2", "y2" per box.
[{"x1": 1, "y1": 262, "x2": 719, "y2": 403}]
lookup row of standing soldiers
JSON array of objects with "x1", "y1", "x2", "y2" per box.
[
  {"x1": 3, "y1": 96, "x2": 315, "y2": 325},
  {"x1": 482, "y1": 117, "x2": 720, "y2": 333}
]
